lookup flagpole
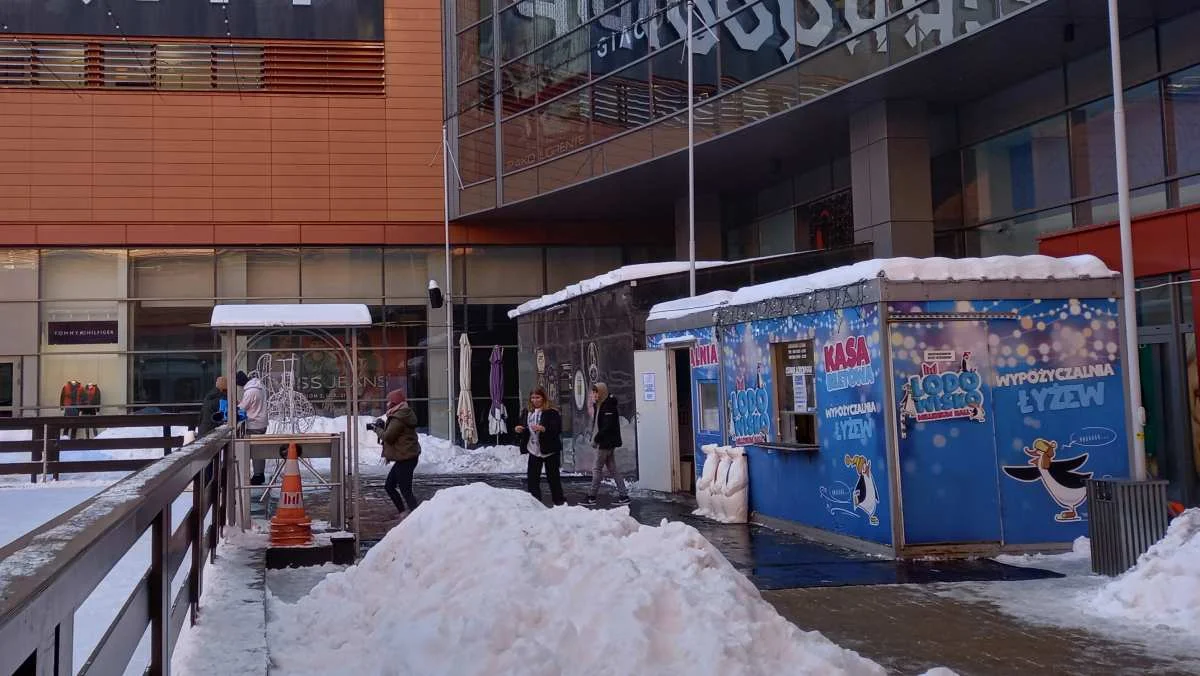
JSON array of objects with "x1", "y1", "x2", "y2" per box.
[
  {"x1": 686, "y1": 0, "x2": 696, "y2": 297},
  {"x1": 1106, "y1": 0, "x2": 1145, "y2": 480},
  {"x1": 443, "y1": 124, "x2": 456, "y2": 443}
]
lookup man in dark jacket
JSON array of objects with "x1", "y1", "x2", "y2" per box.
[
  {"x1": 583, "y1": 382, "x2": 628, "y2": 506},
  {"x1": 381, "y1": 389, "x2": 421, "y2": 516},
  {"x1": 197, "y1": 376, "x2": 228, "y2": 436}
]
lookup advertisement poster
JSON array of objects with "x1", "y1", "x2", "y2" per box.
[
  {"x1": 890, "y1": 319, "x2": 1002, "y2": 545},
  {"x1": 719, "y1": 304, "x2": 890, "y2": 544},
  {"x1": 889, "y1": 298, "x2": 1130, "y2": 546}
]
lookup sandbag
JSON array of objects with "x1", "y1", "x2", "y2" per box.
[
  {"x1": 693, "y1": 444, "x2": 720, "y2": 517},
  {"x1": 722, "y1": 447, "x2": 749, "y2": 524},
  {"x1": 711, "y1": 447, "x2": 733, "y2": 522}
]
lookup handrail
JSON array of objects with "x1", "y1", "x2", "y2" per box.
[{"x1": 0, "y1": 430, "x2": 233, "y2": 675}]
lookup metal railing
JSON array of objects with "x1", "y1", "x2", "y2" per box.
[
  {"x1": 0, "y1": 430, "x2": 233, "y2": 676},
  {"x1": 0, "y1": 414, "x2": 198, "y2": 482}
]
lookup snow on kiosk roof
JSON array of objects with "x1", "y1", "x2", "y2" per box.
[
  {"x1": 210, "y1": 304, "x2": 373, "y2": 330},
  {"x1": 647, "y1": 255, "x2": 1118, "y2": 328},
  {"x1": 508, "y1": 261, "x2": 728, "y2": 319}
]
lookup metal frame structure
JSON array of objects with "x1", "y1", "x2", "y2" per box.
[{"x1": 210, "y1": 304, "x2": 371, "y2": 549}]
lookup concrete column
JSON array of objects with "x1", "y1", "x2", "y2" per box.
[
  {"x1": 850, "y1": 100, "x2": 935, "y2": 257},
  {"x1": 675, "y1": 194, "x2": 724, "y2": 262}
]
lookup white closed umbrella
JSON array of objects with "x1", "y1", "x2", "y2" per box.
[{"x1": 456, "y1": 332, "x2": 478, "y2": 446}]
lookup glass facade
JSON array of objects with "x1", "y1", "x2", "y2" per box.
[
  {"x1": 450, "y1": 0, "x2": 1040, "y2": 214},
  {"x1": 942, "y1": 20, "x2": 1200, "y2": 257},
  {"x1": 0, "y1": 246, "x2": 622, "y2": 441}
]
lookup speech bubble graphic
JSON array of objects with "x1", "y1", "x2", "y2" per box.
[{"x1": 1068, "y1": 426, "x2": 1118, "y2": 448}]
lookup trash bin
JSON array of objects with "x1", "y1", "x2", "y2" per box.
[{"x1": 1087, "y1": 478, "x2": 1170, "y2": 576}]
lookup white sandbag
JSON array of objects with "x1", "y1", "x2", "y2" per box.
[
  {"x1": 722, "y1": 447, "x2": 749, "y2": 524},
  {"x1": 711, "y1": 446, "x2": 734, "y2": 522},
  {"x1": 693, "y1": 443, "x2": 720, "y2": 517}
]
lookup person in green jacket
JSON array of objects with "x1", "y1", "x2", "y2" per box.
[{"x1": 380, "y1": 389, "x2": 421, "y2": 516}]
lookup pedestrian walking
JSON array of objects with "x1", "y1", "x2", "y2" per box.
[
  {"x1": 583, "y1": 382, "x2": 628, "y2": 506},
  {"x1": 380, "y1": 389, "x2": 421, "y2": 517},
  {"x1": 514, "y1": 387, "x2": 565, "y2": 506}
]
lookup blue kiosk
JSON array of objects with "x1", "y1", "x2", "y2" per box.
[{"x1": 641, "y1": 255, "x2": 1135, "y2": 557}]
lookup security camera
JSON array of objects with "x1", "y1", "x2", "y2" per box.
[{"x1": 428, "y1": 279, "x2": 444, "y2": 308}]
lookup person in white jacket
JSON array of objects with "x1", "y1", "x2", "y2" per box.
[{"x1": 237, "y1": 370, "x2": 269, "y2": 485}]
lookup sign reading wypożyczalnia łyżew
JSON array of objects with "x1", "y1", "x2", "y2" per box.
[{"x1": 2, "y1": 0, "x2": 383, "y2": 41}]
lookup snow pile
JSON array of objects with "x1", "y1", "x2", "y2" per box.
[
  {"x1": 509, "y1": 261, "x2": 728, "y2": 318},
  {"x1": 298, "y1": 416, "x2": 524, "y2": 475},
  {"x1": 995, "y1": 536, "x2": 1093, "y2": 577},
  {"x1": 1091, "y1": 508, "x2": 1200, "y2": 633},
  {"x1": 414, "y1": 434, "x2": 524, "y2": 474},
  {"x1": 726, "y1": 255, "x2": 1115, "y2": 307},
  {"x1": 268, "y1": 484, "x2": 885, "y2": 676}
]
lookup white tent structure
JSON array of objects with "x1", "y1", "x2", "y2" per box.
[{"x1": 210, "y1": 303, "x2": 373, "y2": 549}]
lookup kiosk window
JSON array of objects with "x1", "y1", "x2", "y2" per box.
[
  {"x1": 772, "y1": 341, "x2": 817, "y2": 445},
  {"x1": 697, "y1": 381, "x2": 720, "y2": 432}
]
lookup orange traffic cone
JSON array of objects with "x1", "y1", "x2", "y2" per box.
[{"x1": 270, "y1": 443, "x2": 313, "y2": 546}]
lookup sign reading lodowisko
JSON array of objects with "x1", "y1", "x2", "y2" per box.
[
  {"x1": 48, "y1": 321, "x2": 119, "y2": 346},
  {"x1": 2, "y1": 0, "x2": 383, "y2": 42}
]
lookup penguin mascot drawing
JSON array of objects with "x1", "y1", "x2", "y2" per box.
[
  {"x1": 1002, "y1": 438, "x2": 1092, "y2": 522},
  {"x1": 844, "y1": 454, "x2": 880, "y2": 526}
]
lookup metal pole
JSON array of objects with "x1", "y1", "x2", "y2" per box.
[
  {"x1": 350, "y1": 331, "x2": 361, "y2": 550},
  {"x1": 686, "y1": 0, "x2": 696, "y2": 298},
  {"x1": 1107, "y1": 0, "x2": 1146, "y2": 480},
  {"x1": 443, "y1": 124, "x2": 456, "y2": 443}
]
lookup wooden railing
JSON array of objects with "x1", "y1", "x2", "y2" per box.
[
  {"x1": 0, "y1": 414, "x2": 198, "y2": 482},
  {"x1": 0, "y1": 430, "x2": 232, "y2": 676}
]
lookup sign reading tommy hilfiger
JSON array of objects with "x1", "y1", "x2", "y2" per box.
[{"x1": 48, "y1": 321, "x2": 119, "y2": 346}]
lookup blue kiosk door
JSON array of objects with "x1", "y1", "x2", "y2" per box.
[
  {"x1": 891, "y1": 320, "x2": 1003, "y2": 545},
  {"x1": 689, "y1": 342, "x2": 723, "y2": 493}
]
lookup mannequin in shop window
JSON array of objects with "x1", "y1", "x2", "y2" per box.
[
  {"x1": 60, "y1": 380, "x2": 83, "y2": 440},
  {"x1": 80, "y1": 383, "x2": 101, "y2": 440}
]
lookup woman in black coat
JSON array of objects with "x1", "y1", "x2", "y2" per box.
[{"x1": 513, "y1": 387, "x2": 565, "y2": 506}]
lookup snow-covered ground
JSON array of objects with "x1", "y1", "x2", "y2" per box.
[
  {"x1": 939, "y1": 510, "x2": 1200, "y2": 667},
  {"x1": 0, "y1": 481, "x2": 108, "y2": 548},
  {"x1": 285, "y1": 415, "x2": 526, "y2": 476},
  {"x1": 265, "y1": 483, "x2": 891, "y2": 676}
]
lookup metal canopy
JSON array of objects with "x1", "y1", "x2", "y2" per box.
[{"x1": 210, "y1": 303, "x2": 372, "y2": 329}]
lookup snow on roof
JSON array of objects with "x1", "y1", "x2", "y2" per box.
[
  {"x1": 646, "y1": 290, "x2": 734, "y2": 323},
  {"x1": 507, "y1": 261, "x2": 727, "y2": 318},
  {"x1": 211, "y1": 304, "x2": 373, "y2": 329},
  {"x1": 647, "y1": 255, "x2": 1116, "y2": 322}
]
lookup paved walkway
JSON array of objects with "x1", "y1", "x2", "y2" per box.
[{"x1": 766, "y1": 584, "x2": 1199, "y2": 675}]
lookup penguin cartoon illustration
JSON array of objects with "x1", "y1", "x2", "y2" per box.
[
  {"x1": 960, "y1": 351, "x2": 973, "y2": 373},
  {"x1": 898, "y1": 381, "x2": 918, "y2": 438},
  {"x1": 966, "y1": 402, "x2": 986, "y2": 423},
  {"x1": 844, "y1": 454, "x2": 880, "y2": 526},
  {"x1": 1002, "y1": 438, "x2": 1092, "y2": 522}
]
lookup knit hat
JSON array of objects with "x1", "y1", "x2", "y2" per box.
[{"x1": 386, "y1": 389, "x2": 407, "y2": 408}]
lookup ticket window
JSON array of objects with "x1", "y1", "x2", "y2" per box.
[{"x1": 772, "y1": 340, "x2": 817, "y2": 445}]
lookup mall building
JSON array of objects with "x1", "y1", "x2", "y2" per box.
[
  {"x1": 0, "y1": 0, "x2": 669, "y2": 437},
  {"x1": 445, "y1": 0, "x2": 1200, "y2": 503},
  {"x1": 2, "y1": 0, "x2": 1200, "y2": 502}
]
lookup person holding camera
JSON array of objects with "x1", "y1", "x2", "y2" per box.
[
  {"x1": 375, "y1": 389, "x2": 421, "y2": 517},
  {"x1": 514, "y1": 387, "x2": 565, "y2": 506}
]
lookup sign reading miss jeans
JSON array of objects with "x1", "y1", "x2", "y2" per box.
[{"x1": 48, "y1": 321, "x2": 119, "y2": 346}]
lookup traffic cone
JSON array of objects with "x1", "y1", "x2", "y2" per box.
[{"x1": 270, "y1": 443, "x2": 312, "y2": 546}]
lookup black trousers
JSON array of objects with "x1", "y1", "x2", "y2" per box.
[
  {"x1": 385, "y1": 457, "x2": 420, "y2": 515},
  {"x1": 526, "y1": 453, "x2": 565, "y2": 506}
]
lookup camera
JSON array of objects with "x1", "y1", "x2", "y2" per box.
[{"x1": 366, "y1": 417, "x2": 387, "y2": 441}]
